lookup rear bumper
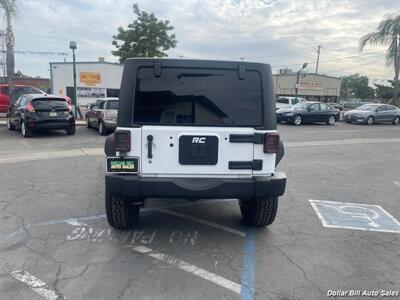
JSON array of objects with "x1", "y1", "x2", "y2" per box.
[
  {"x1": 26, "y1": 116, "x2": 75, "y2": 130},
  {"x1": 105, "y1": 172, "x2": 286, "y2": 200}
]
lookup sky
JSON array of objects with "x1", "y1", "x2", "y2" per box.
[{"x1": 3, "y1": 0, "x2": 399, "y2": 84}]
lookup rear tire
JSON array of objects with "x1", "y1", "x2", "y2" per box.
[
  {"x1": 7, "y1": 117, "x2": 15, "y2": 130},
  {"x1": 393, "y1": 116, "x2": 400, "y2": 125},
  {"x1": 21, "y1": 121, "x2": 32, "y2": 138},
  {"x1": 239, "y1": 197, "x2": 278, "y2": 227},
  {"x1": 293, "y1": 115, "x2": 302, "y2": 126},
  {"x1": 66, "y1": 126, "x2": 76, "y2": 135},
  {"x1": 366, "y1": 116, "x2": 374, "y2": 125},
  {"x1": 105, "y1": 193, "x2": 140, "y2": 229},
  {"x1": 99, "y1": 120, "x2": 107, "y2": 135},
  {"x1": 86, "y1": 117, "x2": 92, "y2": 128}
]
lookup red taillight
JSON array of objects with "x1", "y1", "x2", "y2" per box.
[
  {"x1": 263, "y1": 133, "x2": 280, "y2": 153},
  {"x1": 114, "y1": 130, "x2": 131, "y2": 152},
  {"x1": 25, "y1": 102, "x2": 35, "y2": 112}
]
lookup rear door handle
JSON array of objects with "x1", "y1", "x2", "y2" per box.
[{"x1": 147, "y1": 135, "x2": 153, "y2": 159}]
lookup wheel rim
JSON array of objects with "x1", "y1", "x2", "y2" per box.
[
  {"x1": 294, "y1": 115, "x2": 301, "y2": 125},
  {"x1": 328, "y1": 116, "x2": 335, "y2": 125},
  {"x1": 86, "y1": 118, "x2": 89, "y2": 126},
  {"x1": 7, "y1": 118, "x2": 10, "y2": 129},
  {"x1": 367, "y1": 117, "x2": 373, "y2": 125},
  {"x1": 99, "y1": 122, "x2": 103, "y2": 133},
  {"x1": 395, "y1": 117, "x2": 400, "y2": 125},
  {"x1": 22, "y1": 122, "x2": 26, "y2": 136}
]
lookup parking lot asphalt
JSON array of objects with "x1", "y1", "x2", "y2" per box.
[{"x1": 0, "y1": 122, "x2": 399, "y2": 300}]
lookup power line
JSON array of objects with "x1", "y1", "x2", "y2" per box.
[{"x1": 0, "y1": 50, "x2": 69, "y2": 56}]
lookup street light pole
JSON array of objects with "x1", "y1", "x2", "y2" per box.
[
  {"x1": 295, "y1": 63, "x2": 308, "y2": 101},
  {"x1": 69, "y1": 41, "x2": 78, "y2": 118}
]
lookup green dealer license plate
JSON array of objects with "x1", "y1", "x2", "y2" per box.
[{"x1": 106, "y1": 157, "x2": 139, "y2": 173}]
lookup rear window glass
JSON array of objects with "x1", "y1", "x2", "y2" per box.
[
  {"x1": 107, "y1": 100, "x2": 119, "y2": 109},
  {"x1": 32, "y1": 99, "x2": 69, "y2": 110},
  {"x1": 133, "y1": 67, "x2": 262, "y2": 126}
]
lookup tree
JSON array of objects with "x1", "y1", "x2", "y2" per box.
[
  {"x1": 374, "y1": 83, "x2": 395, "y2": 100},
  {"x1": 0, "y1": 0, "x2": 17, "y2": 91},
  {"x1": 112, "y1": 4, "x2": 177, "y2": 63},
  {"x1": 340, "y1": 73, "x2": 375, "y2": 99},
  {"x1": 359, "y1": 14, "x2": 400, "y2": 102}
]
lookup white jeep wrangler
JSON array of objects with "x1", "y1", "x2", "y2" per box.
[{"x1": 104, "y1": 58, "x2": 286, "y2": 229}]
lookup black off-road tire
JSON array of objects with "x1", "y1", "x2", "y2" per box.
[
  {"x1": 239, "y1": 197, "x2": 278, "y2": 227},
  {"x1": 66, "y1": 126, "x2": 76, "y2": 135},
  {"x1": 105, "y1": 193, "x2": 140, "y2": 229}
]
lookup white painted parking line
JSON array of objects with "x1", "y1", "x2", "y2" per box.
[
  {"x1": 154, "y1": 208, "x2": 246, "y2": 237},
  {"x1": 286, "y1": 138, "x2": 400, "y2": 148},
  {"x1": 11, "y1": 270, "x2": 65, "y2": 300},
  {"x1": 0, "y1": 148, "x2": 103, "y2": 164},
  {"x1": 132, "y1": 245, "x2": 241, "y2": 294},
  {"x1": 4, "y1": 199, "x2": 239, "y2": 240}
]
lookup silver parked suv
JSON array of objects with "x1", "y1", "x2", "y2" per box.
[{"x1": 86, "y1": 97, "x2": 119, "y2": 135}]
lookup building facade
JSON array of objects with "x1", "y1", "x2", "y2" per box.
[
  {"x1": 50, "y1": 61, "x2": 124, "y2": 106},
  {"x1": 272, "y1": 73, "x2": 341, "y2": 102}
]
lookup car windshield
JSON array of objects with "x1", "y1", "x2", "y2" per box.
[
  {"x1": 357, "y1": 104, "x2": 379, "y2": 111},
  {"x1": 292, "y1": 102, "x2": 309, "y2": 109},
  {"x1": 133, "y1": 67, "x2": 263, "y2": 126}
]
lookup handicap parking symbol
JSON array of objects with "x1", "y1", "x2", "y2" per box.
[{"x1": 309, "y1": 200, "x2": 400, "y2": 233}]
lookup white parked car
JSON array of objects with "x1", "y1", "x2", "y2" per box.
[{"x1": 276, "y1": 96, "x2": 306, "y2": 110}]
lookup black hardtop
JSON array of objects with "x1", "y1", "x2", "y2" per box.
[{"x1": 117, "y1": 58, "x2": 276, "y2": 130}]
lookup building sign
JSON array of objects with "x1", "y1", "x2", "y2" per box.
[
  {"x1": 79, "y1": 72, "x2": 101, "y2": 86},
  {"x1": 297, "y1": 81, "x2": 323, "y2": 90}
]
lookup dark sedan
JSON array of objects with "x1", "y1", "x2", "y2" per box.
[
  {"x1": 7, "y1": 94, "x2": 75, "y2": 137},
  {"x1": 277, "y1": 101, "x2": 340, "y2": 125}
]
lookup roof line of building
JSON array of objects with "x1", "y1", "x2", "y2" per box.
[
  {"x1": 273, "y1": 73, "x2": 340, "y2": 79},
  {"x1": 50, "y1": 61, "x2": 123, "y2": 66}
]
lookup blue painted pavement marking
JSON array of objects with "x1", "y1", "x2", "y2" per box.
[
  {"x1": 241, "y1": 228, "x2": 256, "y2": 300},
  {"x1": 310, "y1": 200, "x2": 400, "y2": 233}
]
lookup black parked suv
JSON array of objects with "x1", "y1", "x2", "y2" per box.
[
  {"x1": 7, "y1": 94, "x2": 75, "y2": 137},
  {"x1": 104, "y1": 58, "x2": 286, "y2": 229}
]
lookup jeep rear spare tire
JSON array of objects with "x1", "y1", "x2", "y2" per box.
[
  {"x1": 105, "y1": 193, "x2": 140, "y2": 229},
  {"x1": 240, "y1": 197, "x2": 278, "y2": 227}
]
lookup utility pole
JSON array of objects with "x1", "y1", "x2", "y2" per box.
[{"x1": 315, "y1": 45, "x2": 321, "y2": 74}]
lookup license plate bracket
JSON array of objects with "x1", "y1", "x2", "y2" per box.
[{"x1": 106, "y1": 157, "x2": 139, "y2": 173}]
